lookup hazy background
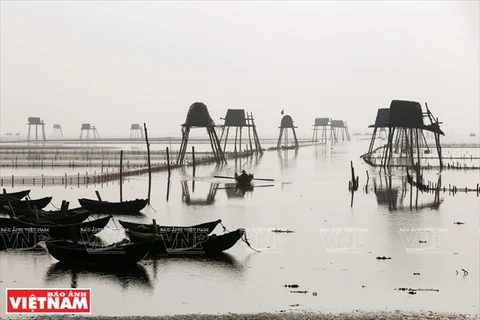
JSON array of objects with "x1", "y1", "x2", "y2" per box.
[{"x1": 0, "y1": 1, "x2": 478, "y2": 139}]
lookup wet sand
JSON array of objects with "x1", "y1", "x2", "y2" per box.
[{"x1": 14, "y1": 311, "x2": 480, "y2": 320}]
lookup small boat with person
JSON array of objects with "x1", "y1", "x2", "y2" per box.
[{"x1": 235, "y1": 170, "x2": 254, "y2": 185}]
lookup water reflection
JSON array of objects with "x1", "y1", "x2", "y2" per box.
[
  {"x1": 277, "y1": 149, "x2": 298, "y2": 169},
  {"x1": 181, "y1": 181, "x2": 218, "y2": 206},
  {"x1": 224, "y1": 183, "x2": 254, "y2": 199},
  {"x1": 145, "y1": 252, "x2": 247, "y2": 282},
  {"x1": 370, "y1": 170, "x2": 443, "y2": 211},
  {"x1": 232, "y1": 152, "x2": 264, "y2": 172},
  {"x1": 44, "y1": 262, "x2": 153, "y2": 291}
]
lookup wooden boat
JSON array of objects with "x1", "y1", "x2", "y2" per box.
[
  {"x1": 235, "y1": 171, "x2": 254, "y2": 185},
  {"x1": 125, "y1": 228, "x2": 245, "y2": 255},
  {"x1": 1, "y1": 206, "x2": 91, "y2": 225},
  {"x1": 78, "y1": 198, "x2": 148, "y2": 214},
  {"x1": 118, "y1": 219, "x2": 222, "y2": 235},
  {"x1": 45, "y1": 238, "x2": 151, "y2": 265},
  {"x1": 0, "y1": 215, "x2": 112, "y2": 250},
  {"x1": 0, "y1": 190, "x2": 30, "y2": 200},
  {"x1": 15, "y1": 209, "x2": 91, "y2": 225},
  {"x1": 0, "y1": 196, "x2": 52, "y2": 211}
]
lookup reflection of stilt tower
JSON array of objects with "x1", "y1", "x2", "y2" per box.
[
  {"x1": 312, "y1": 118, "x2": 332, "y2": 143},
  {"x1": 79, "y1": 124, "x2": 100, "y2": 140},
  {"x1": 181, "y1": 181, "x2": 218, "y2": 205},
  {"x1": 331, "y1": 120, "x2": 350, "y2": 142},
  {"x1": 52, "y1": 124, "x2": 64, "y2": 137},
  {"x1": 219, "y1": 109, "x2": 262, "y2": 155},
  {"x1": 361, "y1": 100, "x2": 444, "y2": 170},
  {"x1": 277, "y1": 115, "x2": 299, "y2": 149},
  {"x1": 130, "y1": 124, "x2": 144, "y2": 139},
  {"x1": 177, "y1": 102, "x2": 227, "y2": 165},
  {"x1": 27, "y1": 117, "x2": 46, "y2": 142}
]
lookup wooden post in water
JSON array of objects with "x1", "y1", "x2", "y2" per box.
[
  {"x1": 192, "y1": 146, "x2": 196, "y2": 177},
  {"x1": 144, "y1": 123, "x2": 152, "y2": 205},
  {"x1": 166, "y1": 147, "x2": 171, "y2": 178},
  {"x1": 120, "y1": 150, "x2": 123, "y2": 202},
  {"x1": 166, "y1": 178, "x2": 171, "y2": 202}
]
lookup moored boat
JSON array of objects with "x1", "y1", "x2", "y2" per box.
[
  {"x1": 0, "y1": 190, "x2": 31, "y2": 200},
  {"x1": 125, "y1": 228, "x2": 245, "y2": 255},
  {"x1": 0, "y1": 196, "x2": 52, "y2": 211},
  {"x1": 118, "y1": 219, "x2": 222, "y2": 235},
  {"x1": 45, "y1": 239, "x2": 151, "y2": 265},
  {"x1": 15, "y1": 209, "x2": 91, "y2": 225},
  {"x1": 78, "y1": 198, "x2": 148, "y2": 214},
  {"x1": 0, "y1": 215, "x2": 111, "y2": 250}
]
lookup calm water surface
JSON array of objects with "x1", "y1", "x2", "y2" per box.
[{"x1": 0, "y1": 140, "x2": 479, "y2": 317}]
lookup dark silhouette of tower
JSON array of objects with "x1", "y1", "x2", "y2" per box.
[
  {"x1": 52, "y1": 124, "x2": 63, "y2": 138},
  {"x1": 219, "y1": 109, "x2": 262, "y2": 155},
  {"x1": 130, "y1": 124, "x2": 144, "y2": 139},
  {"x1": 177, "y1": 102, "x2": 226, "y2": 165},
  {"x1": 277, "y1": 115, "x2": 299, "y2": 149},
  {"x1": 330, "y1": 120, "x2": 350, "y2": 142},
  {"x1": 79, "y1": 124, "x2": 100, "y2": 140},
  {"x1": 312, "y1": 118, "x2": 332, "y2": 143},
  {"x1": 27, "y1": 117, "x2": 46, "y2": 142},
  {"x1": 362, "y1": 100, "x2": 444, "y2": 170}
]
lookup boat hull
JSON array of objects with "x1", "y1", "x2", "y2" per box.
[
  {"x1": 126, "y1": 228, "x2": 245, "y2": 255},
  {"x1": 78, "y1": 198, "x2": 148, "y2": 214},
  {"x1": 0, "y1": 197, "x2": 52, "y2": 211},
  {"x1": 118, "y1": 219, "x2": 221, "y2": 235},
  {"x1": 0, "y1": 215, "x2": 111, "y2": 250},
  {"x1": 46, "y1": 239, "x2": 151, "y2": 265}
]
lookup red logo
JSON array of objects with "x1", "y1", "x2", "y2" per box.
[{"x1": 6, "y1": 289, "x2": 91, "y2": 314}]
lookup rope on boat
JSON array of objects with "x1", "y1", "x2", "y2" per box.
[
  {"x1": 50, "y1": 202, "x2": 60, "y2": 210},
  {"x1": 219, "y1": 221, "x2": 229, "y2": 233},
  {"x1": 242, "y1": 231, "x2": 261, "y2": 252},
  {"x1": 220, "y1": 221, "x2": 261, "y2": 252}
]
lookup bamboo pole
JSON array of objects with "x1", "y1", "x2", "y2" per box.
[
  {"x1": 120, "y1": 150, "x2": 123, "y2": 202},
  {"x1": 144, "y1": 123, "x2": 152, "y2": 205}
]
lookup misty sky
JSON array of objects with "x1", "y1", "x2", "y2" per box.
[{"x1": 0, "y1": 1, "x2": 478, "y2": 139}]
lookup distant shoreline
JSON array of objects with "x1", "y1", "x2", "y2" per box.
[{"x1": 14, "y1": 310, "x2": 480, "y2": 320}]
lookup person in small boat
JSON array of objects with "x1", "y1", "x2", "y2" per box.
[{"x1": 237, "y1": 170, "x2": 253, "y2": 183}]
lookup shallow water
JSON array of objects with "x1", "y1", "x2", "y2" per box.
[{"x1": 0, "y1": 140, "x2": 479, "y2": 317}]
